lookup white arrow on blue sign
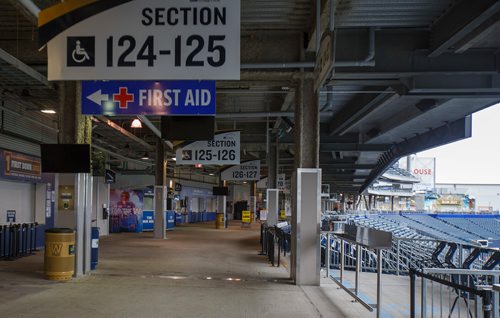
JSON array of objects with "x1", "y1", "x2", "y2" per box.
[{"x1": 81, "y1": 81, "x2": 216, "y2": 116}]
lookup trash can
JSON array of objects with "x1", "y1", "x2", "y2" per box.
[
  {"x1": 216, "y1": 213, "x2": 225, "y2": 229},
  {"x1": 44, "y1": 228, "x2": 75, "y2": 281},
  {"x1": 91, "y1": 227, "x2": 99, "y2": 270}
]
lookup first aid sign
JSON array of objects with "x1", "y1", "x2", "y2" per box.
[{"x1": 81, "y1": 80, "x2": 215, "y2": 115}]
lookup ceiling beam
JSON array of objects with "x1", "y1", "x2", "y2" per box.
[
  {"x1": 429, "y1": 0, "x2": 500, "y2": 57},
  {"x1": 96, "y1": 116, "x2": 155, "y2": 152},
  {"x1": 137, "y1": 115, "x2": 173, "y2": 150},
  {"x1": 0, "y1": 48, "x2": 51, "y2": 88},
  {"x1": 360, "y1": 116, "x2": 472, "y2": 194},
  {"x1": 92, "y1": 144, "x2": 153, "y2": 167},
  {"x1": 328, "y1": 89, "x2": 399, "y2": 136},
  {"x1": 320, "y1": 143, "x2": 390, "y2": 152}
]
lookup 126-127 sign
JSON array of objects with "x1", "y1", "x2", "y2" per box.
[{"x1": 40, "y1": 0, "x2": 240, "y2": 80}]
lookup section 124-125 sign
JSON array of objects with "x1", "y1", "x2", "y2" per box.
[{"x1": 38, "y1": 0, "x2": 240, "y2": 80}]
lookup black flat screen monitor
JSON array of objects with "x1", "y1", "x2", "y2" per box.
[
  {"x1": 161, "y1": 116, "x2": 215, "y2": 141},
  {"x1": 41, "y1": 144, "x2": 91, "y2": 173},
  {"x1": 213, "y1": 186, "x2": 229, "y2": 196}
]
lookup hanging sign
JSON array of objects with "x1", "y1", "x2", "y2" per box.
[
  {"x1": 277, "y1": 174, "x2": 286, "y2": 189},
  {"x1": 174, "y1": 183, "x2": 182, "y2": 192},
  {"x1": 81, "y1": 80, "x2": 215, "y2": 115},
  {"x1": 39, "y1": 0, "x2": 240, "y2": 80},
  {"x1": 176, "y1": 131, "x2": 240, "y2": 165},
  {"x1": 256, "y1": 177, "x2": 268, "y2": 189},
  {"x1": 221, "y1": 160, "x2": 260, "y2": 181}
]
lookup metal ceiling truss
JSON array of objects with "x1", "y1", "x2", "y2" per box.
[{"x1": 360, "y1": 116, "x2": 472, "y2": 193}]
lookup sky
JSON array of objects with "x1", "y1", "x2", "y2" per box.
[{"x1": 415, "y1": 102, "x2": 500, "y2": 184}]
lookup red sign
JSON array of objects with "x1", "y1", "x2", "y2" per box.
[{"x1": 413, "y1": 168, "x2": 432, "y2": 175}]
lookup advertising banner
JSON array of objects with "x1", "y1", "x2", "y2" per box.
[
  {"x1": 0, "y1": 150, "x2": 42, "y2": 182},
  {"x1": 82, "y1": 80, "x2": 215, "y2": 115},
  {"x1": 176, "y1": 131, "x2": 240, "y2": 165},
  {"x1": 41, "y1": 0, "x2": 240, "y2": 80},
  {"x1": 110, "y1": 189, "x2": 143, "y2": 232},
  {"x1": 221, "y1": 160, "x2": 260, "y2": 181},
  {"x1": 411, "y1": 157, "x2": 436, "y2": 191}
]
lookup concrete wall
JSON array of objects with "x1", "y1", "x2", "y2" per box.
[
  {"x1": 231, "y1": 184, "x2": 250, "y2": 203},
  {"x1": 55, "y1": 174, "x2": 76, "y2": 229},
  {"x1": 34, "y1": 183, "x2": 46, "y2": 224},
  {"x1": 92, "y1": 177, "x2": 110, "y2": 236},
  {"x1": 114, "y1": 174, "x2": 154, "y2": 189},
  {"x1": 0, "y1": 179, "x2": 34, "y2": 224}
]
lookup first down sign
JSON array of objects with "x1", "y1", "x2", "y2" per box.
[{"x1": 81, "y1": 80, "x2": 215, "y2": 115}]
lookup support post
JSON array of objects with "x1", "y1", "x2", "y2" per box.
[
  {"x1": 291, "y1": 76, "x2": 321, "y2": 286},
  {"x1": 266, "y1": 189, "x2": 279, "y2": 226},
  {"x1": 292, "y1": 169, "x2": 321, "y2": 285},
  {"x1": 154, "y1": 137, "x2": 166, "y2": 239},
  {"x1": 57, "y1": 82, "x2": 93, "y2": 277},
  {"x1": 377, "y1": 249, "x2": 383, "y2": 318}
]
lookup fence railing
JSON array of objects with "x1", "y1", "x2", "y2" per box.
[
  {"x1": 0, "y1": 223, "x2": 39, "y2": 260},
  {"x1": 260, "y1": 223, "x2": 291, "y2": 267},
  {"x1": 410, "y1": 268, "x2": 500, "y2": 318},
  {"x1": 322, "y1": 233, "x2": 498, "y2": 275}
]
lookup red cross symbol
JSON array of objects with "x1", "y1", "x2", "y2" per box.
[{"x1": 113, "y1": 87, "x2": 134, "y2": 109}]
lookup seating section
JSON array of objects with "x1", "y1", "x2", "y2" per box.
[
  {"x1": 466, "y1": 217, "x2": 500, "y2": 237},
  {"x1": 437, "y1": 216, "x2": 500, "y2": 240},
  {"x1": 349, "y1": 214, "x2": 430, "y2": 239},
  {"x1": 346, "y1": 213, "x2": 500, "y2": 246}
]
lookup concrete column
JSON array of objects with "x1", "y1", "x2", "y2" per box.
[
  {"x1": 268, "y1": 136, "x2": 277, "y2": 189},
  {"x1": 295, "y1": 78, "x2": 319, "y2": 168},
  {"x1": 250, "y1": 181, "x2": 256, "y2": 221},
  {"x1": 217, "y1": 178, "x2": 227, "y2": 228},
  {"x1": 154, "y1": 137, "x2": 166, "y2": 239},
  {"x1": 291, "y1": 76, "x2": 321, "y2": 286}
]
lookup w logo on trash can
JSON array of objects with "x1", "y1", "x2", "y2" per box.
[{"x1": 50, "y1": 243, "x2": 63, "y2": 256}]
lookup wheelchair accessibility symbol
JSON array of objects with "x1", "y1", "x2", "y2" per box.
[
  {"x1": 67, "y1": 36, "x2": 95, "y2": 67},
  {"x1": 72, "y1": 41, "x2": 90, "y2": 63}
]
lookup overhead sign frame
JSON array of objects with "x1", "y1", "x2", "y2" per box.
[
  {"x1": 221, "y1": 160, "x2": 260, "y2": 181},
  {"x1": 39, "y1": 0, "x2": 241, "y2": 81},
  {"x1": 175, "y1": 131, "x2": 240, "y2": 165},
  {"x1": 81, "y1": 80, "x2": 216, "y2": 115}
]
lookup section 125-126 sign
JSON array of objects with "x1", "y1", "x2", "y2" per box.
[
  {"x1": 38, "y1": 0, "x2": 240, "y2": 80},
  {"x1": 176, "y1": 131, "x2": 240, "y2": 165}
]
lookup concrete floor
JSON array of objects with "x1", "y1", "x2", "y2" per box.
[{"x1": 0, "y1": 221, "x2": 447, "y2": 317}]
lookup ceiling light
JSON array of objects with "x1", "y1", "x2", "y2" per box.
[
  {"x1": 209, "y1": 173, "x2": 215, "y2": 176},
  {"x1": 141, "y1": 152, "x2": 149, "y2": 160},
  {"x1": 131, "y1": 118, "x2": 142, "y2": 128},
  {"x1": 41, "y1": 109, "x2": 56, "y2": 114},
  {"x1": 171, "y1": 157, "x2": 177, "y2": 161}
]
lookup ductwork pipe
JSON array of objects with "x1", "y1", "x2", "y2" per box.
[
  {"x1": 335, "y1": 28, "x2": 376, "y2": 67},
  {"x1": 241, "y1": 62, "x2": 315, "y2": 69},
  {"x1": 216, "y1": 112, "x2": 332, "y2": 118}
]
